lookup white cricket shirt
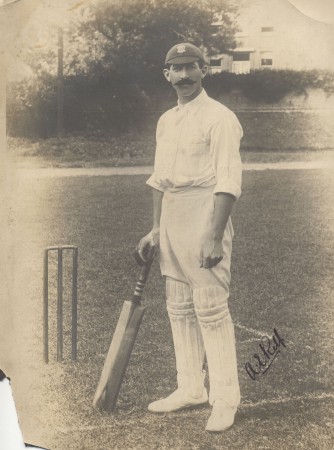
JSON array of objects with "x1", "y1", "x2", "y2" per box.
[{"x1": 146, "y1": 89, "x2": 243, "y2": 199}]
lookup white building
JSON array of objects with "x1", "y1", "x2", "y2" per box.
[{"x1": 209, "y1": 0, "x2": 334, "y2": 74}]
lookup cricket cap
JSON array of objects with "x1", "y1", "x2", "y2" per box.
[{"x1": 165, "y1": 43, "x2": 205, "y2": 65}]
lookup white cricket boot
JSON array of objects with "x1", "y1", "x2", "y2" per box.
[
  {"x1": 205, "y1": 399, "x2": 237, "y2": 432},
  {"x1": 148, "y1": 279, "x2": 207, "y2": 413},
  {"x1": 148, "y1": 387, "x2": 208, "y2": 413},
  {"x1": 193, "y1": 286, "x2": 240, "y2": 428}
]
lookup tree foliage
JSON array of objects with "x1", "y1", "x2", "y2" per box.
[
  {"x1": 8, "y1": 0, "x2": 240, "y2": 137},
  {"x1": 80, "y1": 0, "x2": 239, "y2": 83}
]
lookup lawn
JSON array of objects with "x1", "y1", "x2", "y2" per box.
[{"x1": 4, "y1": 168, "x2": 334, "y2": 449}]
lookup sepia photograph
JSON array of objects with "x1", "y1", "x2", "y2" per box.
[{"x1": 1, "y1": 0, "x2": 334, "y2": 448}]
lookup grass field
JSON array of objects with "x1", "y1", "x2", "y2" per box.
[
  {"x1": 8, "y1": 110, "x2": 334, "y2": 168},
  {"x1": 4, "y1": 167, "x2": 333, "y2": 449}
]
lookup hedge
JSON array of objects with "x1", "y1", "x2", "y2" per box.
[
  {"x1": 204, "y1": 69, "x2": 334, "y2": 103},
  {"x1": 7, "y1": 69, "x2": 334, "y2": 137}
]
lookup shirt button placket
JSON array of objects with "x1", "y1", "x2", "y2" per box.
[{"x1": 172, "y1": 109, "x2": 188, "y2": 184}]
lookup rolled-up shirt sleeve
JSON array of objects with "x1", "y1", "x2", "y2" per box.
[
  {"x1": 146, "y1": 173, "x2": 165, "y2": 192},
  {"x1": 209, "y1": 111, "x2": 243, "y2": 200}
]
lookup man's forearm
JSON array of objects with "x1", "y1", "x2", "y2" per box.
[
  {"x1": 212, "y1": 193, "x2": 235, "y2": 241},
  {"x1": 137, "y1": 188, "x2": 163, "y2": 261},
  {"x1": 153, "y1": 188, "x2": 164, "y2": 229}
]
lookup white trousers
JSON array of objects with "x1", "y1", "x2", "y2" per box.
[{"x1": 160, "y1": 186, "x2": 240, "y2": 408}]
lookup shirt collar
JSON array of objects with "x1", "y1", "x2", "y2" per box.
[{"x1": 176, "y1": 89, "x2": 208, "y2": 112}]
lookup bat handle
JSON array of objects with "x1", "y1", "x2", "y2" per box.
[{"x1": 132, "y1": 259, "x2": 153, "y2": 304}]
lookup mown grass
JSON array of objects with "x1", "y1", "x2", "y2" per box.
[
  {"x1": 8, "y1": 110, "x2": 334, "y2": 168},
  {"x1": 12, "y1": 169, "x2": 334, "y2": 449}
]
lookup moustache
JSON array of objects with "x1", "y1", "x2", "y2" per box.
[{"x1": 175, "y1": 79, "x2": 195, "y2": 86}]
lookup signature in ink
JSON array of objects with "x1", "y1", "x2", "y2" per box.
[{"x1": 245, "y1": 328, "x2": 286, "y2": 380}]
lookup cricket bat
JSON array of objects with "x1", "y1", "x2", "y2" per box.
[{"x1": 93, "y1": 252, "x2": 153, "y2": 411}]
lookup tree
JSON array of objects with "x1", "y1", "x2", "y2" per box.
[
  {"x1": 7, "y1": 0, "x2": 241, "y2": 136},
  {"x1": 80, "y1": 0, "x2": 239, "y2": 84}
]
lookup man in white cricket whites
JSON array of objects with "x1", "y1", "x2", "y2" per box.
[{"x1": 138, "y1": 43, "x2": 243, "y2": 432}]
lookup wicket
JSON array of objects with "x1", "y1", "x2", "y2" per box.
[{"x1": 43, "y1": 245, "x2": 78, "y2": 363}]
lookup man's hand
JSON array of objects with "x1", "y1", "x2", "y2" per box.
[
  {"x1": 137, "y1": 227, "x2": 160, "y2": 263},
  {"x1": 200, "y1": 235, "x2": 224, "y2": 269}
]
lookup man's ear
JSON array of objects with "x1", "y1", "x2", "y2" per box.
[
  {"x1": 163, "y1": 68, "x2": 171, "y2": 82},
  {"x1": 201, "y1": 64, "x2": 209, "y2": 79}
]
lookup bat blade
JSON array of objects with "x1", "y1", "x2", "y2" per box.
[
  {"x1": 93, "y1": 256, "x2": 153, "y2": 412},
  {"x1": 103, "y1": 304, "x2": 146, "y2": 411},
  {"x1": 93, "y1": 300, "x2": 145, "y2": 410}
]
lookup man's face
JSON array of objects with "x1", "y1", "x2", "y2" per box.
[{"x1": 163, "y1": 61, "x2": 208, "y2": 101}]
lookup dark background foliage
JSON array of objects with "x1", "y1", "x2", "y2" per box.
[
  {"x1": 7, "y1": 69, "x2": 334, "y2": 138},
  {"x1": 6, "y1": 0, "x2": 334, "y2": 138}
]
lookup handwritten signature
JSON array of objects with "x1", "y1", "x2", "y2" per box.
[{"x1": 245, "y1": 328, "x2": 286, "y2": 380}]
